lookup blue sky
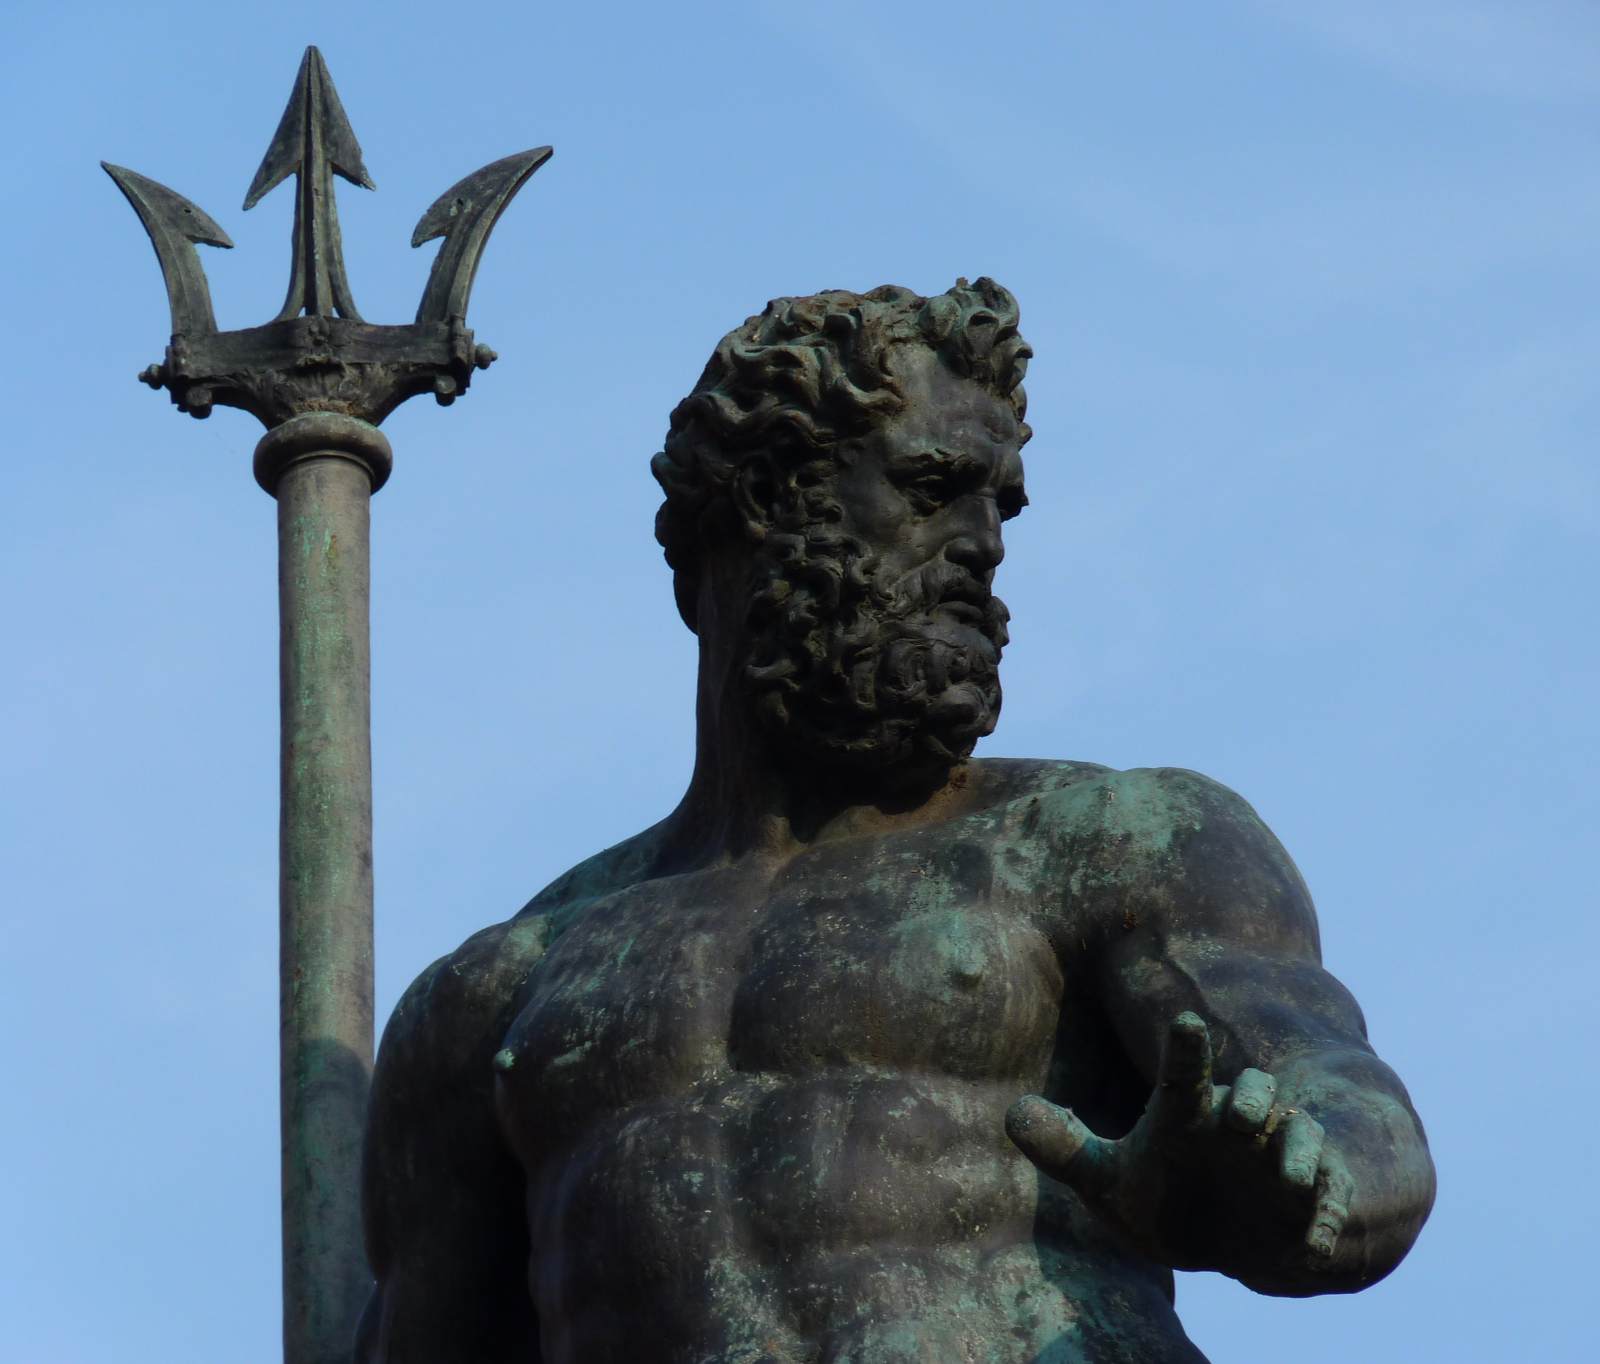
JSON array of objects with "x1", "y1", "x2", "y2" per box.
[{"x1": 3, "y1": 2, "x2": 1595, "y2": 1359}]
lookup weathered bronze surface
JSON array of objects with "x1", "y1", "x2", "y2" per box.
[
  {"x1": 104, "y1": 46, "x2": 549, "y2": 432},
  {"x1": 265, "y1": 413, "x2": 388, "y2": 1364},
  {"x1": 359, "y1": 282, "x2": 1435, "y2": 1361},
  {"x1": 106, "y1": 47, "x2": 551, "y2": 1364}
]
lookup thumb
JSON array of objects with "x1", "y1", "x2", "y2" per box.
[{"x1": 1006, "y1": 1095, "x2": 1113, "y2": 1192}]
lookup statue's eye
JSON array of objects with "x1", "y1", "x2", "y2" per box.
[
  {"x1": 906, "y1": 468, "x2": 955, "y2": 497},
  {"x1": 894, "y1": 449, "x2": 982, "y2": 509}
]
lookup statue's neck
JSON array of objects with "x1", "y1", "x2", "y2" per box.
[{"x1": 659, "y1": 627, "x2": 964, "y2": 869}]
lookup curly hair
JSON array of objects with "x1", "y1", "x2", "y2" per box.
[{"x1": 651, "y1": 278, "x2": 1032, "y2": 631}]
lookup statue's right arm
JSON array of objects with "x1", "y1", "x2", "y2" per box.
[{"x1": 356, "y1": 916, "x2": 549, "y2": 1363}]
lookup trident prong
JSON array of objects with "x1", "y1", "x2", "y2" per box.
[
  {"x1": 104, "y1": 46, "x2": 551, "y2": 429},
  {"x1": 243, "y1": 45, "x2": 375, "y2": 321},
  {"x1": 101, "y1": 163, "x2": 233, "y2": 337},
  {"x1": 413, "y1": 146, "x2": 553, "y2": 327}
]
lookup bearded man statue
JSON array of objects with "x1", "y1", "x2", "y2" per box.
[
  {"x1": 652, "y1": 281, "x2": 1025, "y2": 790},
  {"x1": 357, "y1": 280, "x2": 1435, "y2": 1364}
]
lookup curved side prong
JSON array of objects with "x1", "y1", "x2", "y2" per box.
[
  {"x1": 412, "y1": 147, "x2": 552, "y2": 326},
  {"x1": 102, "y1": 162, "x2": 232, "y2": 336}
]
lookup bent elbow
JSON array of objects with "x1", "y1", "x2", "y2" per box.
[{"x1": 1242, "y1": 1166, "x2": 1436, "y2": 1299}]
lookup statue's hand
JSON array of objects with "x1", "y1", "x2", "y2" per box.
[{"x1": 1005, "y1": 1012, "x2": 1353, "y2": 1274}]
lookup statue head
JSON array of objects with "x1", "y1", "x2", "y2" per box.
[{"x1": 651, "y1": 278, "x2": 1033, "y2": 782}]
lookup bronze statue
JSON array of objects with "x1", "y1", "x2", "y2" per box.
[{"x1": 357, "y1": 280, "x2": 1435, "y2": 1362}]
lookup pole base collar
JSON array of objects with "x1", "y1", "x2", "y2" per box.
[{"x1": 255, "y1": 412, "x2": 394, "y2": 496}]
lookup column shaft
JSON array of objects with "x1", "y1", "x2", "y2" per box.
[{"x1": 275, "y1": 451, "x2": 376, "y2": 1364}]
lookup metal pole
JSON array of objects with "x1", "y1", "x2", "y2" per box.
[
  {"x1": 259, "y1": 413, "x2": 393, "y2": 1364},
  {"x1": 104, "y1": 47, "x2": 549, "y2": 1364}
]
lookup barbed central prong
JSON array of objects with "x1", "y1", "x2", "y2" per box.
[
  {"x1": 244, "y1": 46, "x2": 376, "y2": 323},
  {"x1": 106, "y1": 44, "x2": 550, "y2": 429}
]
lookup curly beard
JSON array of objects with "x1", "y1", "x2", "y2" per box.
[{"x1": 739, "y1": 526, "x2": 1009, "y2": 782}]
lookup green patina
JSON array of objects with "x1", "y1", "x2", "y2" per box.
[{"x1": 347, "y1": 279, "x2": 1435, "y2": 1363}]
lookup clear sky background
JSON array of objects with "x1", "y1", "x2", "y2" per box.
[{"x1": 3, "y1": 2, "x2": 1595, "y2": 1360}]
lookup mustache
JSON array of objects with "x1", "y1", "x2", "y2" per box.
[
  {"x1": 880, "y1": 556, "x2": 1011, "y2": 649},
  {"x1": 746, "y1": 534, "x2": 1011, "y2": 648}
]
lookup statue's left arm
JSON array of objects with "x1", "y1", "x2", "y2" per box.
[
  {"x1": 356, "y1": 918, "x2": 547, "y2": 1362},
  {"x1": 1008, "y1": 767, "x2": 1435, "y2": 1296}
]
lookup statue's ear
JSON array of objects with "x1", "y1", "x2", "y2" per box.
[{"x1": 730, "y1": 455, "x2": 780, "y2": 542}]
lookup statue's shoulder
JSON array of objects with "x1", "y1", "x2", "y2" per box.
[
  {"x1": 374, "y1": 822, "x2": 675, "y2": 1101},
  {"x1": 972, "y1": 758, "x2": 1312, "y2": 927},
  {"x1": 972, "y1": 757, "x2": 1288, "y2": 869},
  {"x1": 973, "y1": 758, "x2": 1267, "y2": 834},
  {"x1": 517, "y1": 818, "x2": 670, "y2": 913},
  {"x1": 380, "y1": 913, "x2": 551, "y2": 1076},
  {"x1": 965, "y1": 755, "x2": 1116, "y2": 807}
]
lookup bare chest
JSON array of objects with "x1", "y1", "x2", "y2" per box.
[{"x1": 495, "y1": 833, "x2": 1064, "y2": 1156}]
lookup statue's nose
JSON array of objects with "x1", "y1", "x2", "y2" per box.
[{"x1": 944, "y1": 500, "x2": 1005, "y2": 575}]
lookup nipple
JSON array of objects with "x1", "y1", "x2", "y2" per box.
[{"x1": 948, "y1": 944, "x2": 985, "y2": 989}]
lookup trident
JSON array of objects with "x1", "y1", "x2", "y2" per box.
[{"x1": 104, "y1": 47, "x2": 550, "y2": 1364}]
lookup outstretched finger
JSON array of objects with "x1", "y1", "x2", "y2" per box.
[
  {"x1": 1277, "y1": 1111, "x2": 1326, "y2": 1193},
  {"x1": 1306, "y1": 1152, "x2": 1355, "y2": 1263},
  {"x1": 1006, "y1": 1095, "x2": 1116, "y2": 1198},
  {"x1": 1224, "y1": 1068, "x2": 1278, "y2": 1135},
  {"x1": 1154, "y1": 1012, "x2": 1215, "y2": 1132}
]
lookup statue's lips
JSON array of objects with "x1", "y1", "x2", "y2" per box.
[{"x1": 929, "y1": 574, "x2": 994, "y2": 628}]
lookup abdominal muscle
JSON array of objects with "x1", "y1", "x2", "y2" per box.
[{"x1": 512, "y1": 1069, "x2": 1197, "y2": 1364}]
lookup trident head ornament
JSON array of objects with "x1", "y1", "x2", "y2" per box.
[{"x1": 104, "y1": 46, "x2": 550, "y2": 480}]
